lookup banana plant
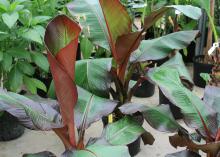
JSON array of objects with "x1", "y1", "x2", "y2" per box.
[
  {"x1": 0, "y1": 15, "x2": 147, "y2": 157},
  {"x1": 119, "y1": 65, "x2": 220, "y2": 156}
]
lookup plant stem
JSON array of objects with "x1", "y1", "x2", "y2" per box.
[{"x1": 208, "y1": 13, "x2": 219, "y2": 43}]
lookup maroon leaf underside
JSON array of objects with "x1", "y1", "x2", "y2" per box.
[
  {"x1": 45, "y1": 15, "x2": 81, "y2": 148},
  {"x1": 115, "y1": 31, "x2": 143, "y2": 81},
  {"x1": 48, "y1": 52, "x2": 77, "y2": 148}
]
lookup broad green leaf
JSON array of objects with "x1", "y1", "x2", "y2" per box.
[
  {"x1": 80, "y1": 37, "x2": 93, "y2": 59},
  {"x1": 7, "y1": 48, "x2": 31, "y2": 60},
  {"x1": 62, "y1": 145, "x2": 130, "y2": 157},
  {"x1": 102, "y1": 116, "x2": 145, "y2": 145},
  {"x1": 0, "y1": 89, "x2": 62, "y2": 130},
  {"x1": 8, "y1": 65, "x2": 23, "y2": 92},
  {"x1": 1, "y1": 53, "x2": 12, "y2": 71},
  {"x1": 119, "y1": 103, "x2": 183, "y2": 133},
  {"x1": 24, "y1": 76, "x2": 47, "y2": 94},
  {"x1": 21, "y1": 28, "x2": 42, "y2": 44},
  {"x1": 161, "y1": 52, "x2": 193, "y2": 84},
  {"x1": 67, "y1": 0, "x2": 110, "y2": 50},
  {"x1": 17, "y1": 61, "x2": 35, "y2": 76},
  {"x1": 75, "y1": 87, "x2": 117, "y2": 129},
  {"x1": 31, "y1": 52, "x2": 49, "y2": 72},
  {"x1": 2, "y1": 12, "x2": 19, "y2": 29},
  {"x1": 31, "y1": 16, "x2": 51, "y2": 26},
  {"x1": 130, "y1": 31, "x2": 199, "y2": 62},
  {"x1": 147, "y1": 67, "x2": 218, "y2": 137},
  {"x1": 75, "y1": 58, "x2": 112, "y2": 98}
]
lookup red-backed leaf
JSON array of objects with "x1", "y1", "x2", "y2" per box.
[
  {"x1": 45, "y1": 15, "x2": 81, "y2": 147},
  {"x1": 99, "y1": 0, "x2": 131, "y2": 64},
  {"x1": 44, "y1": 15, "x2": 81, "y2": 80},
  {"x1": 47, "y1": 53, "x2": 77, "y2": 147},
  {"x1": 115, "y1": 31, "x2": 143, "y2": 81}
]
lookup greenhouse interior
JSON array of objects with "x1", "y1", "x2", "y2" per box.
[{"x1": 0, "y1": 0, "x2": 220, "y2": 157}]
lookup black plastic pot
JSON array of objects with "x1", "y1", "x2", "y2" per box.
[
  {"x1": 0, "y1": 112, "x2": 24, "y2": 141},
  {"x1": 180, "y1": 42, "x2": 196, "y2": 63},
  {"x1": 102, "y1": 113, "x2": 144, "y2": 157},
  {"x1": 131, "y1": 73, "x2": 155, "y2": 98},
  {"x1": 159, "y1": 89, "x2": 183, "y2": 119},
  {"x1": 193, "y1": 55, "x2": 214, "y2": 88}
]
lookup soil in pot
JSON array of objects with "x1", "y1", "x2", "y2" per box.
[
  {"x1": 102, "y1": 113, "x2": 144, "y2": 157},
  {"x1": 0, "y1": 112, "x2": 24, "y2": 141},
  {"x1": 131, "y1": 73, "x2": 155, "y2": 98},
  {"x1": 159, "y1": 89, "x2": 183, "y2": 120},
  {"x1": 193, "y1": 55, "x2": 214, "y2": 88}
]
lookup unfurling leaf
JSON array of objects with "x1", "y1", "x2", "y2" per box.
[{"x1": 45, "y1": 15, "x2": 81, "y2": 147}]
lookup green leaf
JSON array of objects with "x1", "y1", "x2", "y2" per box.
[
  {"x1": 21, "y1": 28, "x2": 42, "y2": 44},
  {"x1": 7, "y1": 48, "x2": 31, "y2": 60},
  {"x1": 47, "y1": 80, "x2": 56, "y2": 99},
  {"x1": 19, "y1": 9, "x2": 32, "y2": 26},
  {"x1": 148, "y1": 67, "x2": 218, "y2": 137},
  {"x1": 63, "y1": 145, "x2": 130, "y2": 157},
  {"x1": 1, "y1": 53, "x2": 12, "y2": 71},
  {"x1": 31, "y1": 52, "x2": 49, "y2": 72},
  {"x1": 119, "y1": 103, "x2": 183, "y2": 133},
  {"x1": 102, "y1": 116, "x2": 145, "y2": 145},
  {"x1": 2, "y1": 12, "x2": 19, "y2": 29},
  {"x1": 0, "y1": 88, "x2": 62, "y2": 130},
  {"x1": 17, "y1": 61, "x2": 35, "y2": 76},
  {"x1": 80, "y1": 37, "x2": 93, "y2": 59},
  {"x1": 161, "y1": 52, "x2": 193, "y2": 84},
  {"x1": 130, "y1": 31, "x2": 199, "y2": 62},
  {"x1": 31, "y1": 16, "x2": 51, "y2": 26},
  {"x1": 67, "y1": 0, "x2": 110, "y2": 50},
  {"x1": 75, "y1": 58, "x2": 112, "y2": 98},
  {"x1": 0, "y1": 0, "x2": 10, "y2": 11},
  {"x1": 0, "y1": 51, "x2": 3, "y2": 61},
  {"x1": 200, "y1": 73, "x2": 211, "y2": 84},
  {"x1": 194, "y1": 0, "x2": 210, "y2": 13},
  {"x1": 75, "y1": 87, "x2": 117, "y2": 129},
  {"x1": 8, "y1": 64, "x2": 23, "y2": 92},
  {"x1": 24, "y1": 76, "x2": 47, "y2": 94}
]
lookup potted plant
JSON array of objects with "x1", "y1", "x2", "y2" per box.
[
  {"x1": 0, "y1": 0, "x2": 53, "y2": 140},
  {"x1": 0, "y1": 15, "x2": 147, "y2": 157},
  {"x1": 119, "y1": 65, "x2": 220, "y2": 157},
  {"x1": 193, "y1": 0, "x2": 220, "y2": 88},
  {"x1": 66, "y1": 0, "x2": 201, "y2": 155}
]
